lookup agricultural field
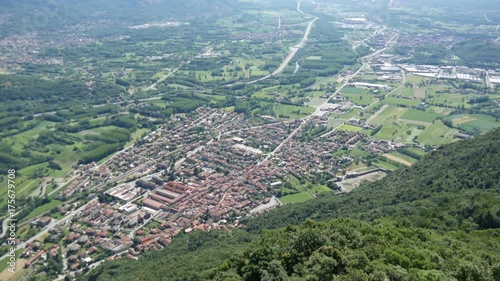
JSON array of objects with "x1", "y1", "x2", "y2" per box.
[
  {"x1": 383, "y1": 153, "x2": 413, "y2": 166},
  {"x1": 341, "y1": 87, "x2": 367, "y2": 94},
  {"x1": 418, "y1": 120, "x2": 459, "y2": 146},
  {"x1": 413, "y1": 87, "x2": 427, "y2": 99},
  {"x1": 337, "y1": 124, "x2": 363, "y2": 132},
  {"x1": 444, "y1": 114, "x2": 500, "y2": 133},
  {"x1": 337, "y1": 108, "x2": 362, "y2": 119},
  {"x1": 404, "y1": 74, "x2": 431, "y2": 84},
  {"x1": 252, "y1": 91, "x2": 276, "y2": 99},
  {"x1": 274, "y1": 104, "x2": 315, "y2": 119},
  {"x1": 398, "y1": 87, "x2": 414, "y2": 98},
  {"x1": 400, "y1": 109, "x2": 443, "y2": 124},
  {"x1": 370, "y1": 106, "x2": 408, "y2": 125},
  {"x1": 383, "y1": 96, "x2": 421, "y2": 107},
  {"x1": 342, "y1": 93, "x2": 377, "y2": 106},
  {"x1": 405, "y1": 147, "x2": 427, "y2": 157},
  {"x1": 427, "y1": 106, "x2": 454, "y2": 115},
  {"x1": 426, "y1": 93, "x2": 473, "y2": 108}
]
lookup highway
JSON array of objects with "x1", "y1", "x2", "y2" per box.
[
  {"x1": 258, "y1": 30, "x2": 399, "y2": 165},
  {"x1": 248, "y1": 1, "x2": 318, "y2": 84},
  {"x1": 144, "y1": 63, "x2": 186, "y2": 91}
]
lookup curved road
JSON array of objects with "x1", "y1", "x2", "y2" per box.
[{"x1": 0, "y1": 212, "x2": 20, "y2": 239}]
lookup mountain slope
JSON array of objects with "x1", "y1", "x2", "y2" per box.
[
  {"x1": 85, "y1": 128, "x2": 500, "y2": 281},
  {"x1": 205, "y1": 219, "x2": 500, "y2": 281}
]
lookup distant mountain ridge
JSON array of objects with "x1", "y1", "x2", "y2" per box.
[{"x1": 0, "y1": 0, "x2": 240, "y2": 37}]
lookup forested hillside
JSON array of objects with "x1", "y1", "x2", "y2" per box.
[{"x1": 84, "y1": 128, "x2": 500, "y2": 281}]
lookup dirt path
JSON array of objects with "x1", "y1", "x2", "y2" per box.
[{"x1": 383, "y1": 154, "x2": 413, "y2": 166}]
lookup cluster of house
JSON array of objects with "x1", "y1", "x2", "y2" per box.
[
  {"x1": 396, "y1": 33, "x2": 459, "y2": 53},
  {"x1": 146, "y1": 53, "x2": 175, "y2": 61},
  {"x1": 231, "y1": 29, "x2": 291, "y2": 42},
  {"x1": 334, "y1": 16, "x2": 375, "y2": 29},
  {"x1": 364, "y1": 29, "x2": 399, "y2": 49},
  {"x1": 195, "y1": 47, "x2": 220, "y2": 59},
  {"x1": 0, "y1": 32, "x2": 97, "y2": 70}
]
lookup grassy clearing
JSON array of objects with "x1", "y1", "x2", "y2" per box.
[
  {"x1": 252, "y1": 91, "x2": 275, "y2": 99},
  {"x1": 280, "y1": 191, "x2": 313, "y2": 203},
  {"x1": 196, "y1": 94, "x2": 227, "y2": 101},
  {"x1": 337, "y1": 124, "x2": 363, "y2": 132},
  {"x1": 448, "y1": 115, "x2": 477, "y2": 125},
  {"x1": 413, "y1": 87, "x2": 426, "y2": 99},
  {"x1": 327, "y1": 119, "x2": 344, "y2": 129},
  {"x1": 350, "y1": 147, "x2": 370, "y2": 157},
  {"x1": 374, "y1": 120, "x2": 424, "y2": 143},
  {"x1": 279, "y1": 175, "x2": 331, "y2": 203},
  {"x1": 22, "y1": 200, "x2": 63, "y2": 222},
  {"x1": 460, "y1": 120, "x2": 499, "y2": 132},
  {"x1": 427, "y1": 106, "x2": 454, "y2": 115}
]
